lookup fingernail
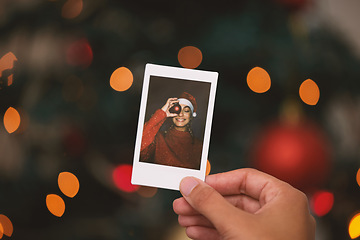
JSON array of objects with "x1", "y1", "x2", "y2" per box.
[{"x1": 180, "y1": 177, "x2": 199, "y2": 197}]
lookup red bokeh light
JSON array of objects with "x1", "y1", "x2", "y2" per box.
[
  {"x1": 66, "y1": 38, "x2": 93, "y2": 68},
  {"x1": 311, "y1": 190, "x2": 334, "y2": 217},
  {"x1": 112, "y1": 164, "x2": 139, "y2": 193}
]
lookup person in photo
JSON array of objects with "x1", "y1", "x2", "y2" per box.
[{"x1": 140, "y1": 92, "x2": 203, "y2": 169}]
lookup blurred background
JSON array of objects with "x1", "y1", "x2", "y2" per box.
[{"x1": 1, "y1": 0, "x2": 360, "y2": 239}]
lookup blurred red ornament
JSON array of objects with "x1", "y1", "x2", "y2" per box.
[
  {"x1": 250, "y1": 119, "x2": 331, "y2": 193},
  {"x1": 66, "y1": 38, "x2": 93, "y2": 68}
]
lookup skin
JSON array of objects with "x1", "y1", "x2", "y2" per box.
[
  {"x1": 161, "y1": 98, "x2": 192, "y2": 132},
  {"x1": 173, "y1": 168, "x2": 316, "y2": 240}
]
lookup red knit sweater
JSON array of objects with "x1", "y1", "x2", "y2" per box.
[{"x1": 140, "y1": 109, "x2": 202, "y2": 170}]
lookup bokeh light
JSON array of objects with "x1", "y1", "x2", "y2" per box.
[
  {"x1": 3, "y1": 107, "x2": 21, "y2": 134},
  {"x1": 206, "y1": 160, "x2": 211, "y2": 176},
  {"x1": 62, "y1": 0, "x2": 83, "y2": 19},
  {"x1": 356, "y1": 168, "x2": 360, "y2": 188},
  {"x1": 46, "y1": 194, "x2": 65, "y2": 217},
  {"x1": 311, "y1": 190, "x2": 334, "y2": 217},
  {"x1": 246, "y1": 67, "x2": 271, "y2": 93},
  {"x1": 349, "y1": 213, "x2": 360, "y2": 239},
  {"x1": 109, "y1": 67, "x2": 133, "y2": 92},
  {"x1": 0, "y1": 223, "x2": 3, "y2": 238},
  {"x1": 66, "y1": 38, "x2": 93, "y2": 68},
  {"x1": 112, "y1": 164, "x2": 139, "y2": 193},
  {"x1": 177, "y1": 46, "x2": 203, "y2": 69},
  {"x1": 299, "y1": 79, "x2": 320, "y2": 105},
  {"x1": 0, "y1": 52, "x2": 17, "y2": 77},
  {"x1": 137, "y1": 186, "x2": 158, "y2": 198},
  {"x1": 58, "y1": 172, "x2": 80, "y2": 198},
  {"x1": 0, "y1": 214, "x2": 13, "y2": 237}
]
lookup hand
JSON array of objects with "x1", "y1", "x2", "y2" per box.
[
  {"x1": 173, "y1": 168, "x2": 315, "y2": 240},
  {"x1": 161, "y1": 98, "x2": 179, "y2": 117}
]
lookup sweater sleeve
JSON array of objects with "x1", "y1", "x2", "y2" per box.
[{"x1": 140, "y1": 109, "x2": 167, "y2": 160}]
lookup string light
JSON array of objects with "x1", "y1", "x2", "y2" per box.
[
  {"x1": 62, "y1": 0, "x2": 83, "y2": 19},
  {"x1": 178, "y1": 46, "x2": 203, "y2": 69},
  {"x1": 58, "y1": 172, "x2": 80, "y2": 198},
  {"x1": 112, "y1": 164, "x2": 139, "y2": 193},
  {"x1": 299, "y1": 79, "x2": 320, "y2": 105},
  {"x1": 0, "y1": 214, "x2": 13, "y2": 237},
  {"x1": 311, "y1": 190, "x2": 334, "y2": 217},
  {"x1": 46, "y1": 194, "x2": 65, "y2": 217},
  {"x1": 3, "y1": 107, "x2": 21, "y2": 134},
  {"x1": 349, "y1": 213, "x2": 360, "y2": 239},
  {"x1": 206, "y1": 160, "x2": 211, "y2": 176},
  {"x1": 246, "y1": 67, "x2": 271, "y2": 93},
  {"x1": 109, "y1": 67, "x2": 133, "y2": 92}
]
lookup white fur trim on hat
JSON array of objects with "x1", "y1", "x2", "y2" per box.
[{"x1": 178, "y1": 98, "x2": 197, "y2": 117}]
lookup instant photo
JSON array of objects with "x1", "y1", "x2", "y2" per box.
[{"x1": 132, "y1": 64, "x2": 218, "y2": 191}]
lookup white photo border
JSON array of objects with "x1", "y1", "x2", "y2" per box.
[{"x1": 131, "y1": 63, "x2": 218, "y2": 191}]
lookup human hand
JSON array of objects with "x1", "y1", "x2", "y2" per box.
[
  {"x1": 161, "y1": 98, "x2": 179, "y2": 117},
  {"x1": 173, "y1": 168, "x2": 315, "y2": 240}
]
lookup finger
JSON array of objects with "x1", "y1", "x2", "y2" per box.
[
  {"x1": 179, "y1": 177, "x2": 253, "y2": 235},
  {"x1": 174, "y1": 193, "x2": 261, "y2": 216},
  {"x1": 178, "y1": 214, "x2": 214, "y2": 228},
  {"x1": 205, "y1": 168, "x2": 287, "y2": 205},
  {"x1": 185, "y1": 226, "x2": 221, "y2": 240}
]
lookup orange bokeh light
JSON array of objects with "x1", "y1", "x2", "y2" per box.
[
  {"x1": 0, "y1": 52, "x2": 17, "y2": 78},
  {"x1": 0, "y1": 223, "x2": 3, "y2": 238},
  {"x1": 299, "y1": 79, "x2": 320, "y2": 105},
  {"x1": 62, "y1": 0, "x2": 83, "y2": 19},
  {"x1": 356, "y1": 168, "x2": 360, "y2": 188},
  {"x1": 3, "y1": 107, "x2": 21, "y2": 134},
  {"x1": 206, "y1": 160, "x2": 211, "y2": 176},
  {"x1": 137, "y1": 186, "x2": 158, "y2": 198},
  {"x1": 0, "y1": 214, "x2": 13, "y2": 237},
  {"x1": 247, "y1": 67, "x2": 271, "y2": 93},
  {"x1": 112, "y1": 164, "x2": 139, "y2": 193},
  {"x1": 110, "y1": 67, "x2": 133, "y2": 92},
  {"x1": 311, "y1": 190, "x2": 334, "y2": 217},
  {"x1": 58, "y1": 172, "x2": 80, "y2": 198},
  {"x1": 46, "y1": 194, "x2": 65, "y2": 217},
  {"x1": 349, "y1": 213, "x2": 360, "y2": 239},
  {"x1": 178, "y1": 46, "x2": 203, "y2": 69}
]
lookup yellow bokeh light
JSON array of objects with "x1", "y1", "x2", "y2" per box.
[
  {"x1": 206, "y1": 160, "x2": 211, "y2": 176},
  {"x1": 0, "y1": 214, "x2": 13, "y2": 237},
  {"x1": 349, "y1": 213, "x2": 360, "y2": 239},
  {"x1": 178, "y1": 46, "x2": 203, "y2": 69},
  {"x1": 58, "y1": 172, "x2": 80, "y2": 198},
  {"x1": 3, "y1": 107, "x2": 21, "y2": 134},
  {"x1": 299, "y1": 79, "x2": 320, "y2": 105},
  {"x1": 62, "y1": 0, "x2": 83, "y2": 19},
  {"x1": 246, "y1": 67, "x2": 271, "y2": 93},
  {"x1": 137, "y1": 186, "x2": 158, "y2": 198},
  {"x1": 46, "y1": 194, "x2": 65, "y2": 217},
  {"x1": 110, "y1": 67, "x2": 133, "y2": 92},
  {"x1": 356, "y1": 168, "x2": 360, "y2": 188}
]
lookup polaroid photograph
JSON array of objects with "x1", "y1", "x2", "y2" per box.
[{"x1": 132, "y1": 63, "x2": 218, "y2": 191}]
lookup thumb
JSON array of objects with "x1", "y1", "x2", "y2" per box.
[{"x1": 179, "y1": 177, "x2": 251, "y2": 235}]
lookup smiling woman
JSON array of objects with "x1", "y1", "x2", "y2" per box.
[{"x1": 140, "y1": 92, "x2": 203, "y2": 170}]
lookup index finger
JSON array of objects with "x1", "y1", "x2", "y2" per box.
[{"x1": 205, "y1": 168, "x2": 290, "y2": 206}]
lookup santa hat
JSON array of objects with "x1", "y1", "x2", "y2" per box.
[{"x1": 178, "y1": 92, "x2": 197, "y2": 117}]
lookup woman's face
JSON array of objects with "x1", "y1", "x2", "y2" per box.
[{"x1": 172, "y1": 105, "x2": 192, "y2": 131}]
